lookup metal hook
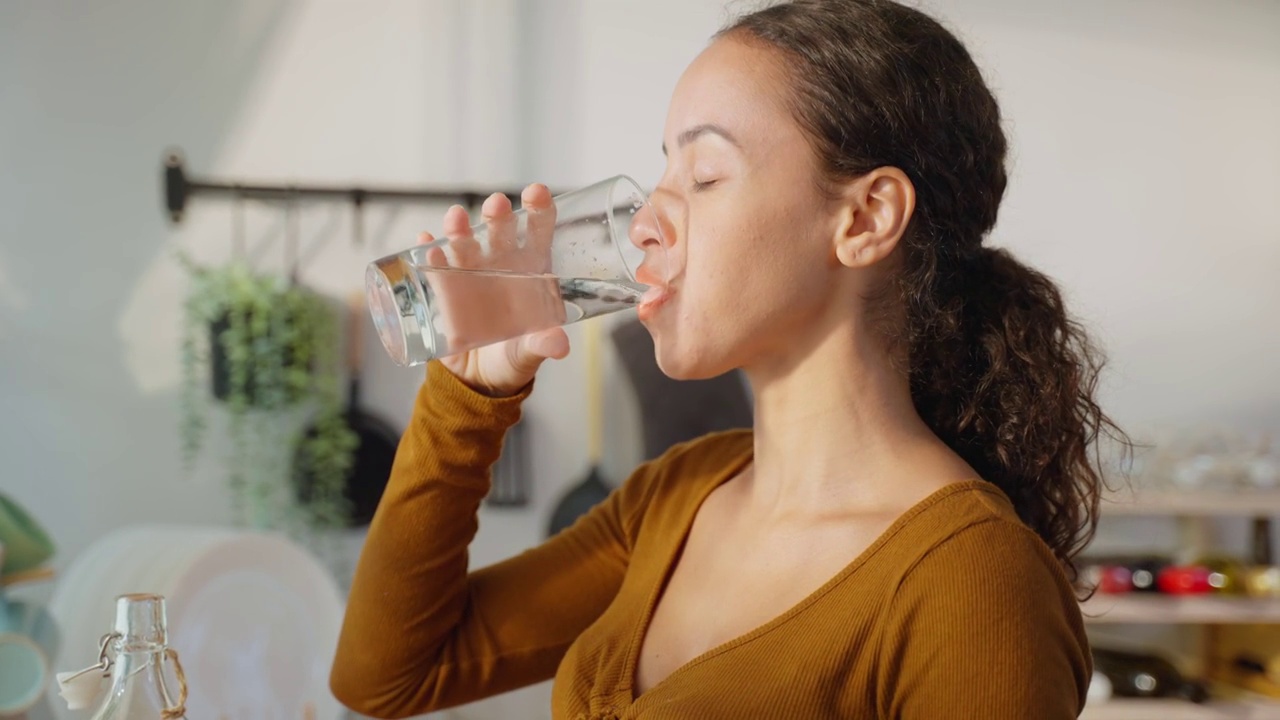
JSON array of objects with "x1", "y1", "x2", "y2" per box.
[
  {"x1": 232, "y1": 186, "x2": 247, "y2": 261},
  {"x1": 285, "y1": 190, "x2": 300, "y2": 285},
  {"x1": 352, "y1": 189, "x2": 366, "y2": 247}
]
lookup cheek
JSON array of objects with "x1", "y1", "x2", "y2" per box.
[
  {"x1": 683, "y1": 215, "x2": 759, "y2": 307},
  {"x1": 681, "y1": 205, "x2": 831, "y2": 338},
  {"x1": 690, "y1": 204, "x2": 826, "y2": 298}
]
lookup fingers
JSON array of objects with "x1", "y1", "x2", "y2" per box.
[
  {"x1": 419, "y1": 232, "x2": 451, "y2": 270},
  {"x1": 522, "y1": 183, "x2": 556, "y2": 272},
  {"x1": 442, "y1": 204, "x2": 481, "y2": 268},
  {"x1": 424, "y1": 245, "x2": 448, "y2": 268},
  {"x1": 482, "y1": 192, "x2": 517, "y2": 257}
]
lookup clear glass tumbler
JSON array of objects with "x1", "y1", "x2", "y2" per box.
[{"x1": 365, "y1": 175, "x2": 668, "y2": 366}]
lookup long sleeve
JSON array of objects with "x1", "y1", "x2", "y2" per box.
[
  {"x1": 877, "y1": 518, "x2": 1091, "y2": 720},
  {"x1": 330, "y1": 361, "x2": 659, "y2": 719}
]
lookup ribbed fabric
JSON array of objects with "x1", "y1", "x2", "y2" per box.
[{"x1": 330, "y1": 361, "x2": 1091, "y2": 719}]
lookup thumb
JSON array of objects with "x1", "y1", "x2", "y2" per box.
[
  {"x1": 506, "y1": 327, "x2": 570, "y2": 377},
  {"x1": 526, "y1": 327, "x2": 570, "y2": 361}
]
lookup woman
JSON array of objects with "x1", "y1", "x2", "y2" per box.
[{"x1": 331, "y1": 1, "x2": 1125, "y2": 717}]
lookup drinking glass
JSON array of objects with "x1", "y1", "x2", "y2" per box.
[{"x1": 365, "y1": 175, "x2": 668, "y2": 366}]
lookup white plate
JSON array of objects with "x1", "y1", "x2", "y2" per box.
[
  {"x1": 46, "y1": 526, "x2": 345, "y2": 720},
  {"x1": 167, "y1": 533, "x2": 345, "y2": 720}
]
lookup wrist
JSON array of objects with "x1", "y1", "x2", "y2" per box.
[{"x1": 427, "y1": 361, "x2": 534, "y2": 403}]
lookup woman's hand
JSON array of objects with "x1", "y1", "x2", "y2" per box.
[{"x1": 426, "y1": 183, "x2": 570, "y2": 397}]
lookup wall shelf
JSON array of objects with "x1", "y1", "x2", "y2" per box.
[
  {"x1": 1081, "y1": 698, "x2": 1280, "y2": 720},
  {"x1": 1082, "y1": 595, "x2": 1280, "y2": 624},
  {"x1": 1084, "y1": 491, "x2": 1280, "y2": 717},
  {"x1": 1102, "y1": 490, "x2": 1280, "y2": 517}
]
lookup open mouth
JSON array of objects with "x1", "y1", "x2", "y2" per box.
[{"x1": 638, "y1": 285, "x2": 673, "y2": 321}]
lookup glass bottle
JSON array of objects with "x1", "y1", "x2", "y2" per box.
[{"x1": 88, "y1": 593, "x2": 187, "y2": 720}]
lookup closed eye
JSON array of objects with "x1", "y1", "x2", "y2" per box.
[{"x1": 691, "y1": 179, "x2": 719, "y2": 192}]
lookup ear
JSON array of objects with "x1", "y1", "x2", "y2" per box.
[{"x1": 831, "y1": 167, "x2": 915, "y2": 269}]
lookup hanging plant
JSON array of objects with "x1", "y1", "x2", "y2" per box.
[{"x1": 177, "y1": 254, "x2": 357, "y2": 537}]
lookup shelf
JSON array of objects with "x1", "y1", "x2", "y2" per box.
[
  {"x1": 1082, "y1": 595, "x2": 1280, "y2": 624},
  {"x1": 1102, "y1": 490, "x2": 1280, "y2": 516},
  {"x1": 1081, "y1": 698, "x2": 1280, "y2": 719}
]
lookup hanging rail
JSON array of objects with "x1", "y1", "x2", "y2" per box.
[{"x1": 161, "y1": 147, "x2": 535, "y2": 224}]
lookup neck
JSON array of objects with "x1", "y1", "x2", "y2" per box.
[{"x1": 741, "y1": 318, "x2": 954, "y2": 518}]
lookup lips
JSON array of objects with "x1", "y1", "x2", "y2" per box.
[
  {"x1": 637, "y1": 284, "x2": 673, "y2": 322},
  {"x1": 634, "y1": 252, "x2": 677, "y2": 322}
]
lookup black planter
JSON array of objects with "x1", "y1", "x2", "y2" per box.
[{"x1": 208, "y1": 310, "x2": 307, "y2": 405}]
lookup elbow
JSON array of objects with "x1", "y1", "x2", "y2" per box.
[{"x1": 330, "y1": 658, "x2": 442, "y2": 720}]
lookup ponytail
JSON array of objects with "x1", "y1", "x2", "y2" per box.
[{"x1": 908, "y1": 246, "x2": 1120, "y2": 585}]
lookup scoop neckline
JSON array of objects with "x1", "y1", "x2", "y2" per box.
[{"x1": 620, "y1": 445, "x2": 995, "y2": 707}]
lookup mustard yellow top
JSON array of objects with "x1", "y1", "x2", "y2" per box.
[{"x1": 330, "y1": 361, "x2": 1090, "y2": 719}]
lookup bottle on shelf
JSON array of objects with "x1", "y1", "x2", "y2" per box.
[
  {"x1": 1243, "y1": 518, "x2": 1280, "y2": 599},
  {"x1": 1129, "y1": 558, "x2": 1169, "y2": 594},
  {"x1": 1092, "y1": 646, "x2": 1210, "y2": 704}
]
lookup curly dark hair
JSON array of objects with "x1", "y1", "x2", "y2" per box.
[{"x1": 721, "y1": 0, "x2": 1129, "y2": 585}]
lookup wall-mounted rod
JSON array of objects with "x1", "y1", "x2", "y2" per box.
[{"x1": 162, "y1": 147, "x2": 532, "y2": 223}]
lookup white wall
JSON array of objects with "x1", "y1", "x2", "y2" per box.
[{"x1": 2, "y1": 0, "x2": 1278, "y2": 718}]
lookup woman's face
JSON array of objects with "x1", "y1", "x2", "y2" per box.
[{"x1": 637, "y1": 37, "x2": 846, "y2": 381}]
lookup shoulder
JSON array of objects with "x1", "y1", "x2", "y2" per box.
[
  {"x1": 605, "y1": 429, "x2": 753, "y2": 543},
  {"x1": 886, "y1": 482, "x2": 1067, "y2": 587},
  {"x1": 653, "y1": 428, "x2": 754, "y2": 476},
  {"x1": 890, "y1": 479, "x2": 1090, "y2": 625},
  {"x1": 880, "y1": 482, "x2": 1089, "y2": 664},
  {"x1": 894, "y1": 487, "x2": 1089, "y2": 660},
  {"x1": 609, "y1": 430, "x2": 752, "y2": 533},
  {"x1": 878, "y1": 483, "x2": 1092, "y2": 717},
  {"x1": 620, "y1": 428, "x2": 752, "y2": 490},
  {"x1": 645, "y1": 429, "x2": 753, "y2": 502}
]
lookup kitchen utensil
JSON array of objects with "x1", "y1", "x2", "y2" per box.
[
  {"x1": 547, "y1": 321, "x2": 612, "y2": 538},
  {"x1": 610, "y1": 317, "x2": 752, "y2": 461},
  {"x1": 487, "y1": 417, "x2": 530, "y2": 508},
  {"x1": 293, "y1": 293, "x2": 400, "y2": 527}
]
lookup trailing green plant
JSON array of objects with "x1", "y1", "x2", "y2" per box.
[{"x1": 177, "y1": 254, "x2": 357, "y2": 538}]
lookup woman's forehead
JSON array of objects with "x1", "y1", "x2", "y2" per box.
[{"x1": 664, "y1": 38, "x2": 794, "y2": 149}]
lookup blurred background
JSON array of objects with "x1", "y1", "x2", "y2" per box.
[{"x1": 0, "y1": 1, "x2": 1277, "y2": 719}]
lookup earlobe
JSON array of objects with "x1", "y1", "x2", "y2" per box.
[
  {"x1": 832, "y1": 167, "x2": 915, "y2": 269},
  {"x1": 834, "y1": 240, "x2": 863, "y2": 268}
]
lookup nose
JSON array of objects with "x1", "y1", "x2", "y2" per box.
[{"x1": 628, "y1": 189, "x2": 677, "y2": 284}]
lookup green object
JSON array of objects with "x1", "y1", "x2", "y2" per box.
[
  {"x1": 0, "y1": 636, "x2": 47, "y2": 715},
  {"x1": 0, "y1": 593, "x2": 58, "y2": 715},
  {"x1": 0, "y1": 493, "x2": 54, "y2": 576},
  {"x1": 176, "y1": 255, "x2": 357, "y2": 538}
]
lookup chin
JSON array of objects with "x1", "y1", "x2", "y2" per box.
[{"x1": 650, "y1": 335, "x2": 734, "y2": 382}]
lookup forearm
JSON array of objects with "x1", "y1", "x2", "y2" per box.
[{"x1": 330, "y1": 361, "x2": 530, "y2": 716}]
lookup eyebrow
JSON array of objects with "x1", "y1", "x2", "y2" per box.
[{"x1": 661, "y1": 123, "x2": 742, "y2": 156}]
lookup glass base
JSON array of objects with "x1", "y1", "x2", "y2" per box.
[{"x1": 365, "y1": 257, "x2": 436, "y2": 367}]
